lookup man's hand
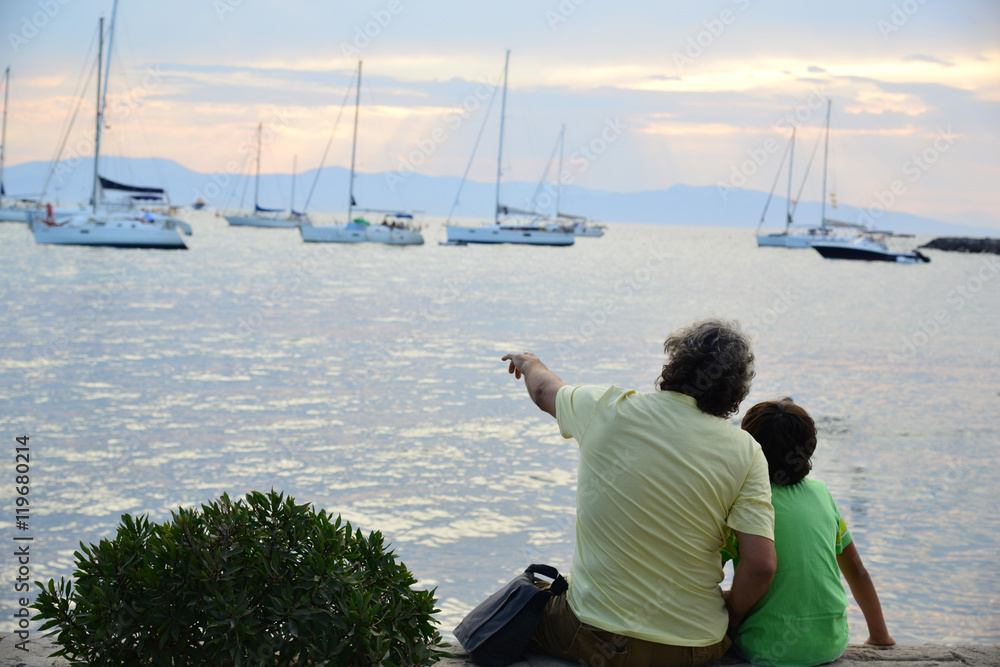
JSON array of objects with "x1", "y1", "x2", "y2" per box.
[
  {"x1": 502, "y1": 352, "x2": 541, "y2": 380},
  {"x1": 501, "y1": 352, "x2": 565, "y2": 418}
]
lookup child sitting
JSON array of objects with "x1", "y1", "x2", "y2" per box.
[{"x1": 723, "y1": 398, "x2": 895, "y2": 666}]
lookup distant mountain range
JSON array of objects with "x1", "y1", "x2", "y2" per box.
[{"x1": 4, "y1": 157, "x2": 997, "y2": 236}]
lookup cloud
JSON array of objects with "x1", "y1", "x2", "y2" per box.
[
  {"x1": 808, "y1": 66, "x2": 828, "y2": 73},
  {"x1": 902, "y1": 54, "x2": 955, "y2": 67}
]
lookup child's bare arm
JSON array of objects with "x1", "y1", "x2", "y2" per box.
[{"x1": 836, "y1": 541, "x2": 895, "y2": 646}]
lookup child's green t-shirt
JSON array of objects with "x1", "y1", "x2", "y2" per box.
[{"x1": 722, "y1": 477, "x2": 852, "y2": 666}]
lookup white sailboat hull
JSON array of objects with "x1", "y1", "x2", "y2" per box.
[
  {"x1": 574, "y1": 225, "x2": 604, "y2": 237},
  {"x1": 756, "y1": 231, "x2": 858, "y2": 248},
  {"x1": 446, "y1": 224, "x2": 574, "y2": 246},
  {"x1": 300, "y1": 223, "x2": 368, "y2": 243},
  {"x1": 225, "y1": 214, "x2": 306, "y2": 228},
  {"x1": 31, "y1": 211, "x2": 188, "y2": 248},
  {"x1": 366, "y1": 224, "x2": 424, "y2": 245},
  {"x1": 0, "y1": 207, "x2": 31, "y2": 222}
]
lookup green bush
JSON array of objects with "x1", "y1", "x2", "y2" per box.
[{"x1": 33, "y1": 490, "x2": 446, "y2": 666}]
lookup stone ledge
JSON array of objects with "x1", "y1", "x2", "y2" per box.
[
  {"x1": 438, "y1": 644, "x2": 1000, "y2": 667},
  {"x1": 1, "y1": 636, "x2": 997, "y2": 667}
]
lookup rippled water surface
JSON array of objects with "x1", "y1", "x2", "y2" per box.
[{"x1": 1, "y1": 213, "x2": 998, "y2": 644}]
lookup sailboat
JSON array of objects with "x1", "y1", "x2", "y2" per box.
[
  {"x1": 300, "y1": 61, "x2": 423, "y2": 246},
  {"x1": 755, "y1": 100, "x2": 859, "y2": 248},
  {"x1": 32, "y1": 2, "x2": 190, "y2": 249},
  {"x1": 445, "y1": 51, "x2": 574, "y2": 246},
  {"x1": 546, "y1": 124, "x2": 604, "y2": 237},
  {"x1": 224, "y1": 126, "x2": 308, "y2": 228},
  {"x1": 0, "y1": 67, "x2": 34, "y2": 223}
]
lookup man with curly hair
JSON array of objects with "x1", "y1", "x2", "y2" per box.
[{"x1": 502, "y1": 319, "x2": 775, "y2": 667}]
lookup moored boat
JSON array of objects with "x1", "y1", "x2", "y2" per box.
[
  {"x1": 446, "y1": 222, "x2": 574, "y2": 246},
  {"x1": 756, "y1": 101, "x2": 860, "y2": 249},
  {"x1": 445, "y1": 52, "x2": 574, "y2": 247},
  {"x1": 30, "y1": 204, "x2": 189, "y2": 249},
  {"x1": 0, "y1": 68, "x2": 40, "y2": 223},
  {"x1": 813, "y1": 236, "x2": 930, "y2": 263},
  {"x1": 224, "y1": 127, "x2": 309, "y2": 228},
  {"x1": 302, "y1": 61, "x2": 424, "y2": 246},
  {"x1": 32, "y1": 3, "x2": 189, "y2": 249}
]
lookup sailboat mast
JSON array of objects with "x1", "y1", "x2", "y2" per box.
[
  {"x1": 556, "y1": 122, "x2": 565, "y2": 216},
  {"x1": 820, "y1": 98, "x2": 831, "y2": 232},
  {"x1": 93, "y1": 0, "x2": 118, "y2": 213},
  {"x1": 253, "y1": 122, "x2": 262, "y2": 210},
  {"x1": 347, "y1": 60, "x2": 361, "y2": 223},
  {"x1": 785, "y1": 126, "x2": 795, "y2": 232},
  {"x1": 1, "y1": 67, "x2": 9, "y2": 208},
  {"x1": 494, "y1": 50, "x2": 510, "y2": 225},
  {"x1": 91, "y1": 17, "x2": 104, "y2": 212},
  {"x1": 290, "y1": 154, "x2": 297, "y2": 213}
]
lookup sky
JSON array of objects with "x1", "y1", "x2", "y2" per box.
[{"x1": 1, "y1": 0, "x2": 998, "y2": 227}]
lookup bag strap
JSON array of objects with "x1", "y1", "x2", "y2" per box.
[{"x1": 526, "y1": 563, "x2": 568, "y2": 596}]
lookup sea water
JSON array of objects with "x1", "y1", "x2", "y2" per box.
[{"x1": 0, "y1": 212, "x2": 998, "y2": 644}]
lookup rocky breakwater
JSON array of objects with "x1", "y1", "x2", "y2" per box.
[{"x1": 920, "y1": 237, "x2": 1000, "y2": 254}]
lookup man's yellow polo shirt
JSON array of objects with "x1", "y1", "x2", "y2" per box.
[{"x1": 556, "y1": 384, "x2": 774, "y2": 647}]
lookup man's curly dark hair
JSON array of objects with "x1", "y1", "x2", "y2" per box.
[{"x1": 655, "y1": 319, "x2": 755, "y2": 418}]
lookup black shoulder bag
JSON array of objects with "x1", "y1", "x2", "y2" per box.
[{"x1": 453, "y1": 563, "x2": 568, "y2": 667}]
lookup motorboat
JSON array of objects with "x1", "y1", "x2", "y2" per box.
[{"x1": 812, "y1": 236, "x2": 930, "y2": 263}]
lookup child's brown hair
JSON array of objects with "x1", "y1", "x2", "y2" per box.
[{"x1": 741, "y1": 398, "x2": 817, "y2": 486}]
